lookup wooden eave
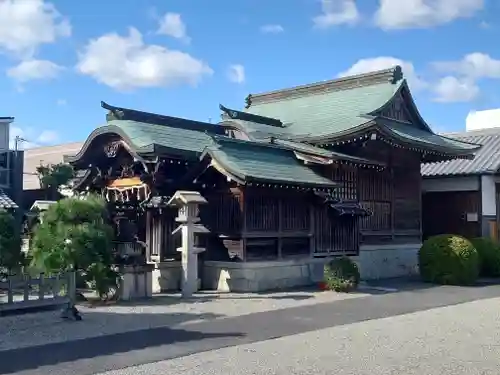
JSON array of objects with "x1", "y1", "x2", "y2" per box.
[{"x1": 296, "y1": 120, "x2": 479, "y2": 159}]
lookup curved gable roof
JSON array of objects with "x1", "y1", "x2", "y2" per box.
[{"x1": 66, "y1": 119, "x2": 219, "y2": 166}]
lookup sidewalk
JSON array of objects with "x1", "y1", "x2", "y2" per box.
[{"x1": 0, "y1": 288, "x2": 369, "y2": 351}]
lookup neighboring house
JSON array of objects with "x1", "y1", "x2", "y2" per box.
[
  {"x1": 421, "y1": 110, "x2": 500, "y2": 241},
  {"x1": 22, "y1": 142, "x2": 84, "y2": 210},
  {"x1": 0, "y1": 117, "x2": 25, "y2": 233},
  {"x1": 0, "y1": 117, "x2": 23, "y2": 211}
]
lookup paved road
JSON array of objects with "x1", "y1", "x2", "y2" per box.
[
  {"x1": 101, "y1": 295, "x2": 500, "y2": 375},
  {"x1": 2, "y1": 282, "x2": 500, "y2": 375}
]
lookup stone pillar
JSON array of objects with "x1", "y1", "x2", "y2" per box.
[
  {"x1": 120, "y1": 264, "x2": 154, "y2": 300},
  {"x1": 168, "y1": 191, "x2": 209, "y2": 298}
]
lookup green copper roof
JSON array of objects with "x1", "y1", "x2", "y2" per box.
[
  {"x1": 202, "y1": 137, "x2": 338, "y2": 188},
  {"x1": 241, "y1": 66, "x2": 480, "y2": 156},
  {"x1": 246, "y1": 79, "x2": 400, "y2": 138},
  {"x1": 111, "y1": 120, "x2": 216, "y2": 154},
  {"x1": 67, "y1": 119, "x2": 221, "y2": 164},
  {"x1": 380, "y1": 120, "x2": 481, "y2": 154}
]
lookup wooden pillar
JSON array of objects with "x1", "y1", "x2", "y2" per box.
[
  {"x1": 156, "y1": 211, "x2": 165, "y2": 261},
  {"x1": 146, "y1": 210, "x2": 164, "y2": 263},
  {"x1": 240, "y1": 187, "x2": 247, "y2": 261},
  {"x1": 145, "y1": 211, "x2": 153, "y2": 262},
  {"x1": 277, "y1": 198, "x2": 283, "y2": 259},
  {"x1": 309, "y1": 202, "x2": 315, "y2": 256}
]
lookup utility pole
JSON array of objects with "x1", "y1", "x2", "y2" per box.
[{"x1": 14, "y1": 135, "x2": 29, "y2": 154}]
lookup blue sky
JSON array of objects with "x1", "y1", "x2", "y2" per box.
[{"x1": 0, "y1": 0, "x2": 498, "y2": 148}]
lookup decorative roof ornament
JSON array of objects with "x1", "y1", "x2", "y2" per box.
[
  {"x1": 391, "y1": 65, "x2": 403, "y2": 84},
  {"x1": 219, "y1": 104, "x2": 284, "y2": 128},
  {"x1": 245, "y1": 94, "x2": 252, "y2": 109}
]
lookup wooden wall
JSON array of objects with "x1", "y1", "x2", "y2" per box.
[
  {"x1": 198, "y1": 184, "x2": 359, "y2": 261},
  {"x1": 422, "y1": 190, "x2": 481, "y2": 240},
  {"x1": 145, "y1": 208, "x2": 180, "y2": 262},
  {"x1": 355, "y1": 143, "x2": 422, "y2": 245},
  {"x1": 145, "y1": 141, "x2": 424, "y2": 262}
]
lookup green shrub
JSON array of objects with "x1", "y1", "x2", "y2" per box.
[
  {"x1": 419, "y1": 234, "x2": 479, "y2": 285},
  {"x1": 470, "y1": 237, "x2": 500, "y2": 277},
  {"x1": 323, "y1": 257, "x2": 360, "y2": 292},
  {"x1": 30, "y1": 195, "x2": 119, "y2": 300},
  {"x1": 0, "y1": 210, "x2": 22, "y2": 273}
]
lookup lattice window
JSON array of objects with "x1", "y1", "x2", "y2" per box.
[
  {"x1": 358, "y1": 168, "x2": 392, "y2": 231},
  {"x1": 330, "y1": 164, "x2": 357, "y2": 200},
  {"x1": 281, "y1": 195, "x2": 310, "y2": 232},
  {"x1": 245, "y1": 194, "x2": 279, "y2": 231}
]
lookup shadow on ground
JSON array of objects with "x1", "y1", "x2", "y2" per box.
[
  {"x1": 0, "y1": 310, "x2": 244, "y2": 374},
  {"x1": 88, "y1": 290, "x2": 317, "y2": 308}
]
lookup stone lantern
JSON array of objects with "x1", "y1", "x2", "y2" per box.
[{"x1": 168, "y1": 191, "x2": 210, "y2": 297}]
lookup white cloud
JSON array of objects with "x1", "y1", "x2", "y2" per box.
[
  {"x1": 227, "y1": 64, "x2": 245, "y2": 84},
  {"x1": 157, "y1": 12, "x2": 190, "y2": 42},
  {"x1": 56, "y1": 98, "x2": 66, "y2": 106},
  {"x1": 9, "y1": 126, "x2": 59, "y2": 149},
  {"x1": 7, "y1": 59, "x2": 63, "y2": 82},
  {"x1": 432, "y1": 76, "x2": 479, "y2": 102},
  {"x1": 313, "y1": 0, "x2": 360, "y2": 28},
  {"x1": 429, "y1": 53, "x2": 500, "y2": 102},
  {"x1": 37, "y1": 129, "x2": 59, "y2": 143},
  {"x1": 375, "y1": 0, "x2": 484, "y2": 30},
  {"x1": 432, "y1": 53, "x2": 500, "y2": 79},
  {"x1": 76, "y1": 28, "x2": 213, "y2": 91},
  {"x1": 338, "y1": 56, "x2": 427, "y2": 90},
  {"x1": 0, "y1": 0, "x2": 70, "y2": 58},
  {"x1": 260, "y1": 24, "x2": 285, "y2": 33}
]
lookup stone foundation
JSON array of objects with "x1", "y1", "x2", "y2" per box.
[
  {"x1": 202, "y1": 258, "x2": 324, "y2": 292},
  {"x1": 120, "y1": 264, "x2": 154, "y2": 300},
  {"x1": 202, "y1": 243, "x2": 421, "y2": 292},
  {"x1": 352, "y1": 243, "x2": 420, "y2": 280},
  {"x1": 150, "y1": 261, "x2": 182, "y2": 293}
]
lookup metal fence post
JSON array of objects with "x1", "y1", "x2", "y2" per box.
[
  {"x1": 7, "y1": 276, "x2": 13, "y2": 304},
  {"x1": 38, "y1": 273, "x2": 44, "y2": 300},
  {"x1": 23, "y1": 274, "x2": 30, "y2": 302}
]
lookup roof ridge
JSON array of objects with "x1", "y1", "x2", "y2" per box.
[
  {"x1": 219, "y1": 104, "x2": 284, "y2": 127},
  {"x1": 101, "y1": 101, "x2": 225, "y2": 135},
  {"x1": 246, "y1": 66, "x2": 403, "y2": 107}
]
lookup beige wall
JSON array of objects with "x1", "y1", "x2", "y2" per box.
[{"x1": 23, "y1": 142, "x2": 84, "y2": 190}]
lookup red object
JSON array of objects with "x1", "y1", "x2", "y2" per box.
[{"x1": 318, "y1": 281, "x2": 328, "y2": 290}]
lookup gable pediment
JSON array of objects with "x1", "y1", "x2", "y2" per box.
[
  {"x1": 374, "y1": 83, "x2": 431, "y2": 132},
  {"x1": 379, "y1": 91, "x2": 412, "y2": 123}
]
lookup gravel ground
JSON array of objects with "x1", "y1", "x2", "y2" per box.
[
  {"x1": 97, "y1": 296, "x2": 500, "y2": 375},
  {"x1": 0, "y1": 288, "x2": 369, "y2": 351}
]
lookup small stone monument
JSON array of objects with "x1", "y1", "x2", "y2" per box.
[{"x1": 168, "y1": 191, "x2": 210, "y2": 298}]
